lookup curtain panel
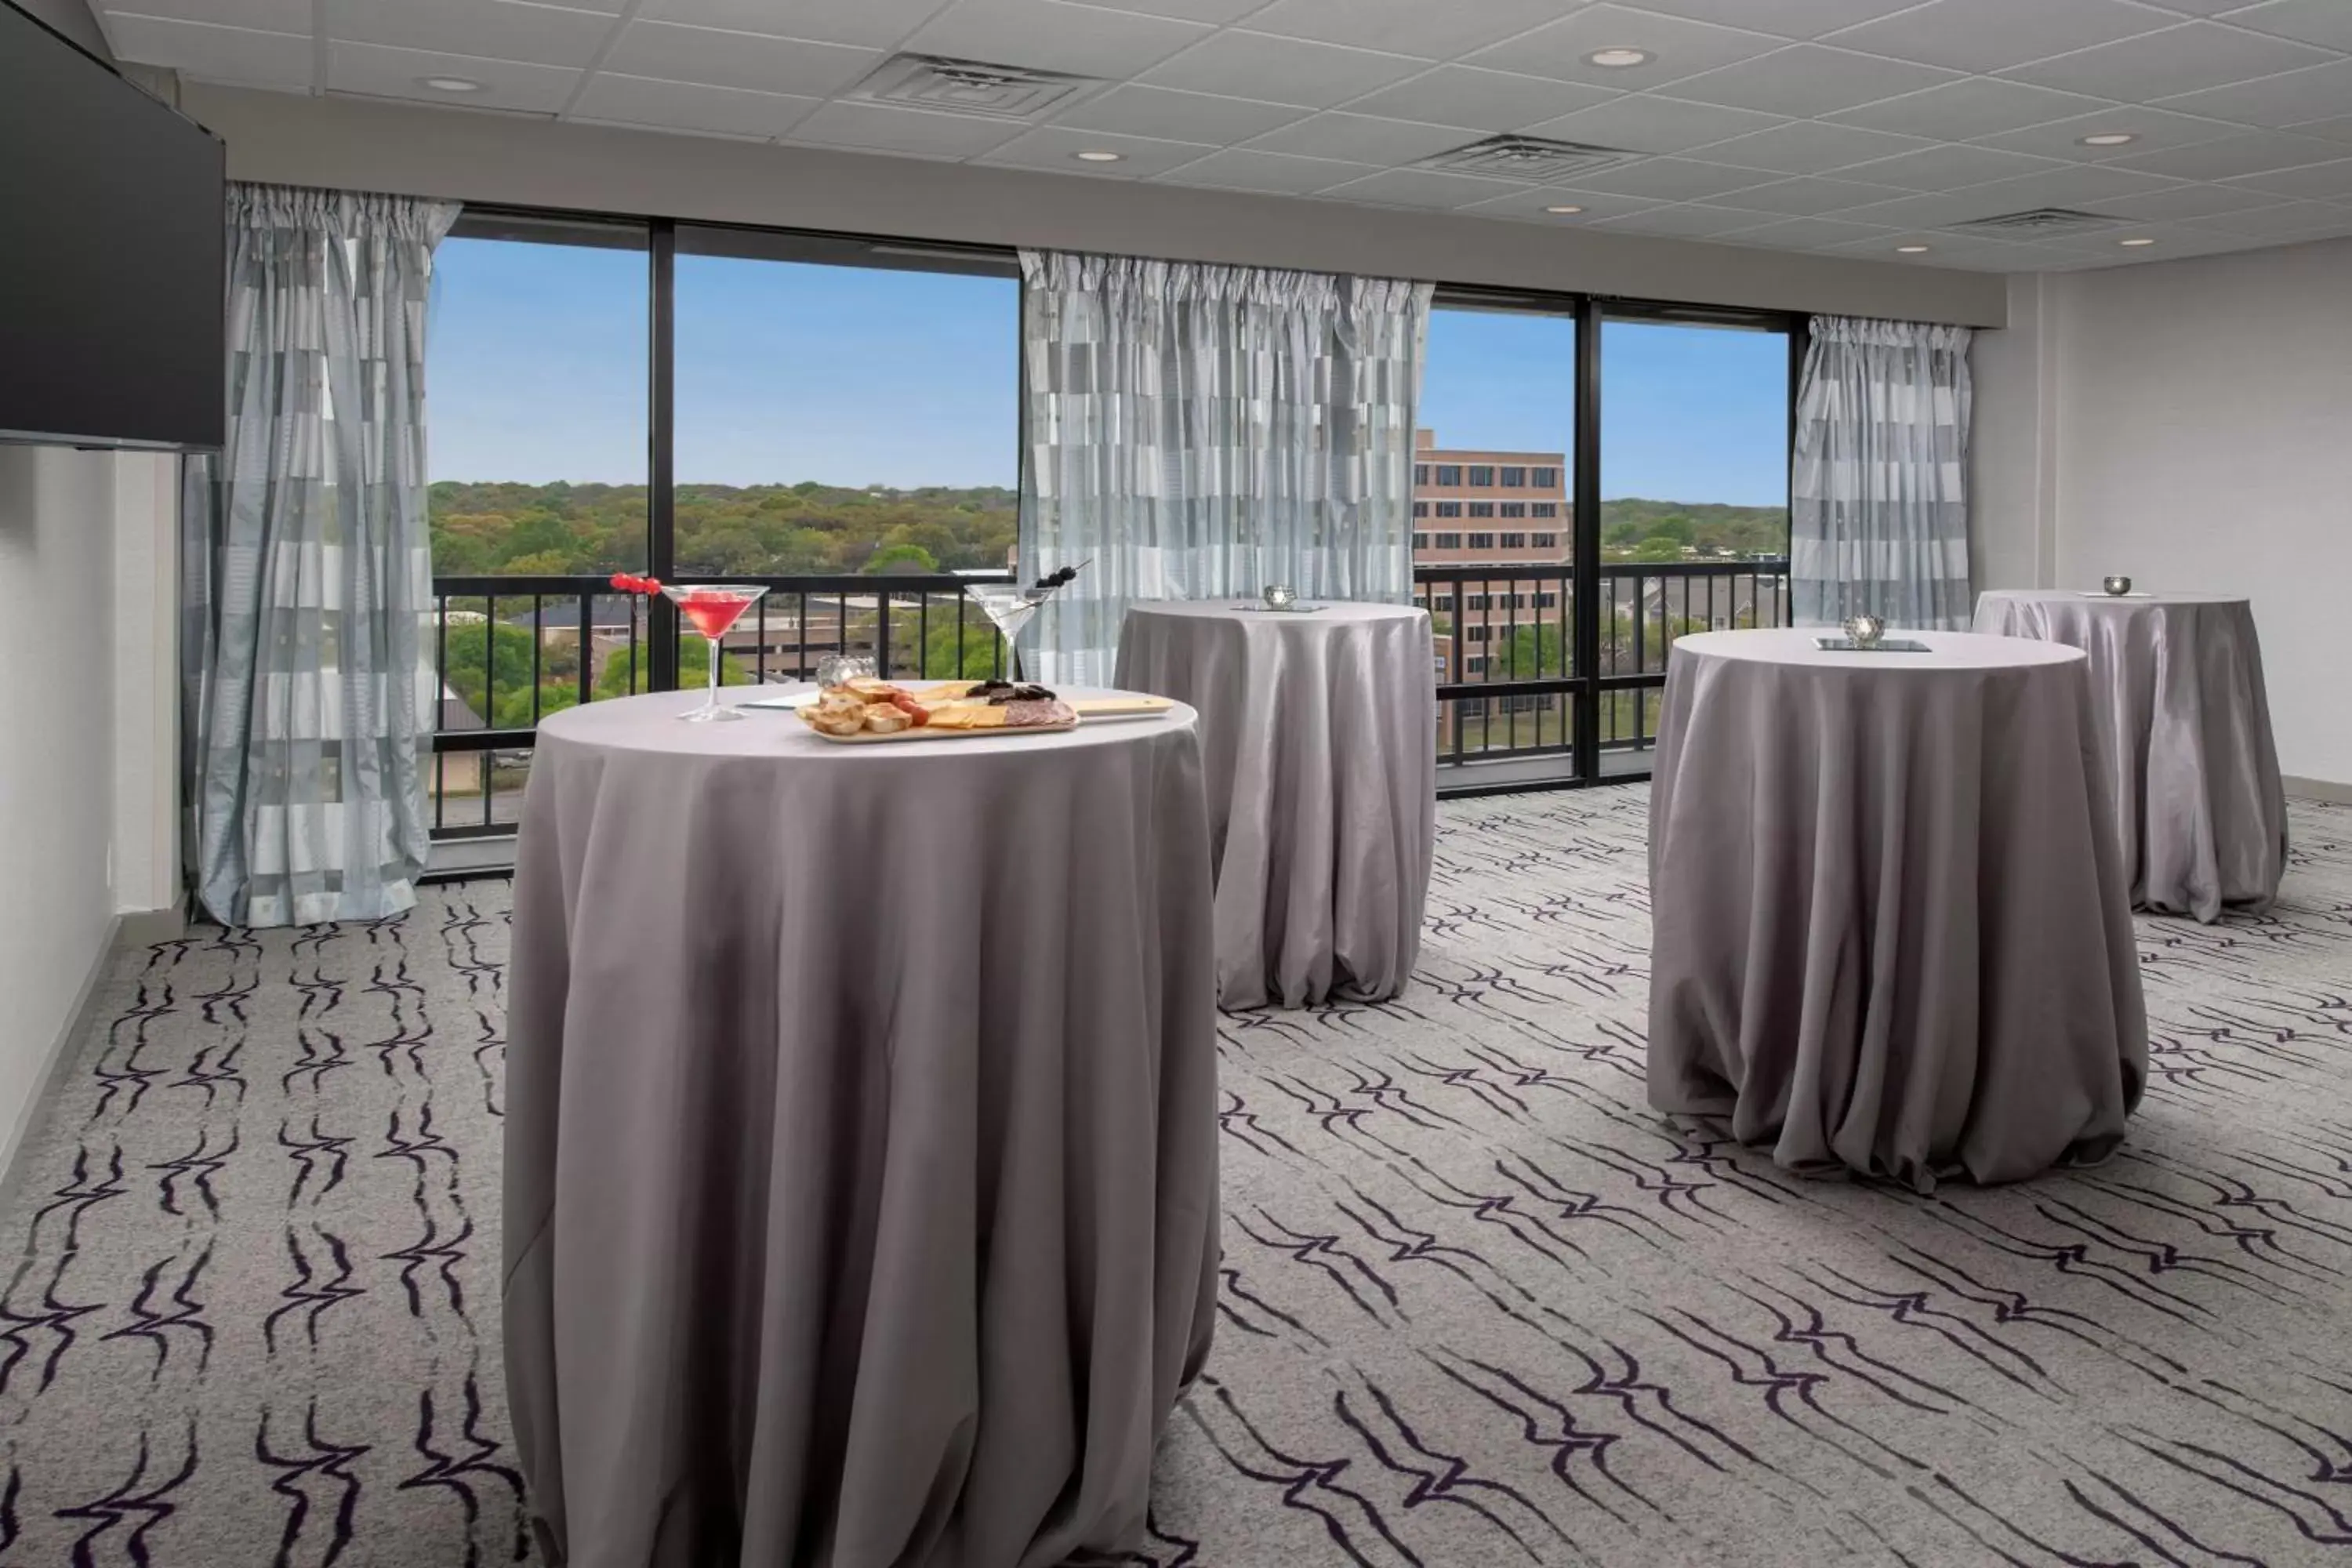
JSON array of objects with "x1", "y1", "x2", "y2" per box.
[
  {"x1": 1791, "y1": 314, "x2": 1974, "y2": 631},
  {"x1": 183, "y1": 184, "x2": 460, "y2": 927},
  {"x1": 1018, "y1": 249, "x2": 1432, "y2": 685}
]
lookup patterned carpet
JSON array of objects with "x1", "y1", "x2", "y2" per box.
[{"x1": 4, "y1": 788, "x2": 2350, "y2": 1566}]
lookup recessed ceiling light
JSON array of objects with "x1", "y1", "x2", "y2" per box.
[
  {"x1": 2118, "y1": 237, "x2": 2157, "y2": 246},
  {"x1": 2078, "y1": 132, "x2": 2137, "y2": 147},
  {"x1": 1544, "y1": 204, "x2": 1585, "y2": 214},
  {"x1": 1073, "y1": 150, "x2": 1123, "y2": 162},
  {"x1": 418, "y1": 75, "x2": 482, "y2": 93},
  {"x1": 1584, "y1": 48, "x2": 1652, "y2": 67},
  {"x1": 1896, "y1": 244, "x2": 1931, "y2": 253}
]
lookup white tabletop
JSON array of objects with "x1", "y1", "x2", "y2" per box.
[
  {"x1": 1124, "y1": 599, "x2": 1426, "y2": 627},
  {"x1": 534, "y1": 685, "x2": 1194, "y2": 759},
  {"x1": 1672, "y1": 626, "x2": 2085, "y2": 672},
  {"x1": 1980, "y1": 589, "x2": 2248, "y2": 608}
]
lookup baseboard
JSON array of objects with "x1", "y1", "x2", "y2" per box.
[
  {"x1": 2285, "y1": 775, "x2": 2352, "y2": 805},
  {"x1": 0, "y1": 914, "x2": 122, "y2": 1218}
]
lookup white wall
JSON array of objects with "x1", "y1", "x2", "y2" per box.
[
  {"x1": 1968, "y1": 274, "x2": 2059, "y2": 593},
  {"x1": 0, "y1": 445, "x2": 120, "y2": 1168}
]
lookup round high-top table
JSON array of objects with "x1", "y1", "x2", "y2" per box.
[
  {"x1": 1647, "y1": 629, "x2": 2148, "y2": 1189},
  {"x1": 1115, "y1": 599, "x2": 1436, "y2": 1011},
  {"x1": 503, "y1": 688, "x2": 1221, "y2": 1568},
  {"x1": 1973, "y1": 590, "x2": 2288, "y2": 922}
]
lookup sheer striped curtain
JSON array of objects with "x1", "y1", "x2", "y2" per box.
[
  {"x1": 183, "y1": 184, "x2": 460, "y2": 927},
  {"x1": 1018, "y1": 250, "x2": 1432, "y2": 684},
  {"x1": 1791, "y1": 315, "x2": 1974, "y2": 630}
]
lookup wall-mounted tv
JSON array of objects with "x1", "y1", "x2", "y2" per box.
[{"x1": 0, "y1": 0, "x2": 225, "y2": 451}]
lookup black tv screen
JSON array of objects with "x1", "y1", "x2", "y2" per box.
[{"x1": 0, "y1": 1, "x2": 224, "y2": 450}]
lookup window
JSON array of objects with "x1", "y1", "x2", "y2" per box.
[
  {"x1": 1467, "y1": 532, "x2": 1495, "y2": 550},
  {"x1": 1468, "y1": 502, "x2": 1494, "y2": 518},
  {"x1": 1536, "y1": 592, "x2": 1559, "y2": 608},
  {"x1": 1436, "y1": 501, "x2": 1463, "y2": 518},
  {"x1": 1465, "y1": 593, "x2": 1487, "y2": 610},
  {"x1": 1434, "y1": 532, "x2": 1461, "y2": 549},
  {"x1": 1531, "y1": 466, "x2": 1559, "y2": 487},
  {"x1": 1465, "y1": 655, "x2": 1487, "y2": 673},
  {"x1": 1600, "y1": 314, "x2": 1791, "y2": 575},
  {"x1": 1412, "y1": 532, "x2": 1428, "y2": 550},
  {"x1": 1499, "y1": 503, "x2": 1525, "y2": 518},
  {"x1": 1500, "y1": 532, "x2": 1526, "y2": 548},
  {"x1": 1468, "y1": 465, "x2": 1494, "y2": 486},
  {"x1": 1434, "y1": 464, "x2": 1462, "y2": 485},
  {"x1": 1500, "y1": 466, "x2": 1526, "y2": 486},
  {"x1": 1413, "y1": 500, "x2": 1428, "y2": 517},
  {"x1": 1530, "y1": 503, "x2": 1558, "y2": 519},
  {"x1": 1414, "y1": 463, "x2": 1429, "y2": 485},
  {"x1": 1430, "y1": 592, "x2": 1454, "y2": 608},
  {"x1": 1465, "y1": 626, "x2": 1490, "y2": 642}
]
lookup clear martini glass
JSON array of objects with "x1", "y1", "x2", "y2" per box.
[
  {"x1": 662, "y1": 583, "x2": 768, "y2": 721},
  {"x1": 964, "y1": 564, "x2": 1084, "y2": 682}
]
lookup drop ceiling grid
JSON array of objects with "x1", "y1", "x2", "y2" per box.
[{"x1": 90, "y1": 0, "x2": 2352, "y2": 270}]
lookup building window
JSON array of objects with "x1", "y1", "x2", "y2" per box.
[
  {"x1": 1434, "y1": 532, "x2": 1461, "y2": 549},
  {"x1": 1436, "y1": 502, "x2": 1462, "y2": 518},
  {"x1": 1465, "y1": 593, "x2": 1487, "y2": 610},
  {"x1": 1430, "y1": 592, "x2": 1453, "y2": 608},
  {"x1": 1465, "y1": 655, "x2": 1487, "y2": 673},
  {"x1": 1532, "y1": 531, "x2": 1558, "y2": 546},
  {"x1": 1468, "y1": 465, "x2": 1494, "y2": 485},
  {"x1": 1413, "y1": 500, "x2": 1428, "y2": 517},
  {"x1": 1414, "y1": 463, "x2": 1428, "y2": 485},
  {"x1": 1465, "y1": 625, "x2": 1490, "y2": 642},
  {"x1": 1531, "y1": 466, "x2": 1558, "y2": 487},
  {"x1": 1468, "y1": 502, "x2": 1494, "y2": 518},
  {"x1": 1467, "y1": 532, "x2": 1495, "y2": 550},
  {"x1": 1435, "y1": 465, "x2": 1462, "y2": 485},
  {"x1": 1500, "y1": 532, "x2": 1526, "y2": 548},
  {"x1": 1499, "y1": 503, "x2": 1525, "y2": 518},
  {"x1": 1411, "y1": 532, "x2": 1428, "y2": 550},
  {"x1": 1530, "y1": 503, "x2": 1559, "y2": 519},
  {"x1": 1536, "y1": 592, "x2": 1559, "y2": 608},
  {"x1": 1500, "y1": 466, "x2": 1526, "y2": 486}
]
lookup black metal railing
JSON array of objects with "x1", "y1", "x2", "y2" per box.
[{"x1": 427, "y1": 557, "x2": 1791, "y2": 836}]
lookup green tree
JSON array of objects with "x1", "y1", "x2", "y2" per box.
[{"x1": 865, "y1": 543, "x2": 941, "y2": 575}]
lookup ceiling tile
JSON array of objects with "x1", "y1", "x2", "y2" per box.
[
  {"x1": 323, "y1": 0, "x2": 619, "y2": 69},
  {"x1": 1709, "y1": 173, "x2": 1908, "y2": 215},
  {"x1": 103, "y1": 13, "x2": 314, "y2": 85},
  {"x1": 1569, "y1": 154, "x2": 1786, "y2": 199},
  {"x1": 1686, "y1": 118, "x2": 1932, "y2": 174},
  {"x1": 978, "y1": 125, "x2": 1217, "y2": 176},
  {"x1": 1523, "y1": 92, "x2": 1786, "y2": 154},
  {"x1": 2221, "y1": 156, "x2": 2352, "y2": 198},
  {"x1": 1076, "y1": 0, "x2": 1267, "y2": 20},
  {"x1": 2181, "y1": 198, "x2": 2352, "y2": 234},
  {"x1": 2289, "y1": 114, "x2": 2352, "y2": 145},
  {"x1": 632, "y1": 0, "x2": 944, "y2": 49},
  {"x1": 2222, "y1": 0, "x2": 2352, "y2": 53},
  {"x1": 785, "y1": 100, "x2": 1029, "y2": 158},
  {"x1": 1821, "y1": 0, "x2": 2174, "y2": 74},
  {"x1": 1340, "y1": 67, "x2": 1621, "y2": 132},
  {"x1": 1593, "y1": 0, "x2": 1921, "y2": 40},
  {"x1": 1247, "y1": 112, "x2": 1483, "y2": 165},
  {"x1": 2109, "y1": 129, "x2": 2349, "y2": 180},
  {"x1": 1969, "y1": 106, "x2": 2246, "y2": 162},
  {"x1": 1051, "y1": 85, "x2": 1307, "y2": 143},
  {"x1": 1140, "y1": 31, "x2": 1428, "y2": 107},
  {"x1": 1825, "y1": 230, "x2": 2051, "y2": 265},
  {"x1": 1451, "y1": 183, "x2": 1671, "y2": 221},
  {"x1": 906, "y1": 0, "x2": 1211, "y2": 77},
  {"x1": 1243, "y1": 0, "x2": 1579, "y2": 62},
  {"x1": 1936, "y1": 162, "x2": 2190, "y2": 210},
  {"x1": 1825, "y1": 76, "x2": 2111, "y2": 140},
  {"x1": 1656, "y1": 45, "x2": 1959, "y2": 118},
  {"x1": 1590, "y1": 201, "x2": 1780, "y2": 236},
  {"x1": 2001, "y1": 22, "x2": 2336, "y2": 101},
  {"x1": 601, "y1": 22, "x2": 880, "y2": 96},
  {"x1": 327, "y1": 41, "x2": 580, "y2": 111},
  {"x1": 2076, "y1": 180, "x2": 2307, "y2": 219},
  {"x1": 567, "y1": 73, "x2": 820, "y2": 138},
  {"x1": 1469, "y1": 5, "x2": 1783, "y2": 90},
  {"x1": 1313, "y1": 166, "x2": 1530, "y2": 208},
  {"x1": 2152, "y1": 59, "x2": 2352, "y2": 129},
  {"x1": 1837, "y1": 142, "x2": 2070, "y2": 190},
  {"x1": 1715, "y1": 215, "x2": 1897, "y2": 249},
  {"x1": 1150, "y1": 147, "x2": 1379, "y2": 192},
  {"x1": 102, "y1": 0, "x2": 306, "y2": 31},
  {"x1": 1828, "y1": 187, "x2": 2059, "y2": 227}
]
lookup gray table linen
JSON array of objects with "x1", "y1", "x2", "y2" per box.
[
  {"x1": 1973, "y1": 590, "x2": 2287, "y2": 922},
  {"x1": 1115, "y1": 601, "x2": 1436, "y2": 1011},
  {"x1": 1647, "y1": 630, "x2": 2148, "y2": 1189},
  {"x1": 504, "y1": 689, "x2": 1221, "y2": 1568}
]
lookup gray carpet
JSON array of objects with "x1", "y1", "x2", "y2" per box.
[{"x1": 5, "y1": 788, "x2": 2350, "y2": 1566}]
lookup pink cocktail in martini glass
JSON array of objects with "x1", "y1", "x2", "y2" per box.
[{"x1": 661, "y1": 583, "x2": 768, "y2": 721}]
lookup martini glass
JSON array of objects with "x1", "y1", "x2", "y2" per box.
[
  {"x1": 964, "y1": 562, "x2": 1085, "y2": 681},
  {"x1": 662, "y1": 583, "x2": 768, "y2": 721}
]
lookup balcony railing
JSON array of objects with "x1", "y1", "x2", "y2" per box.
[{"x1": 426, "y1": 557, "x2": 1790, "y2": 836}]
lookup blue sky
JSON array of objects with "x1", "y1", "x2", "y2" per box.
[{"x1": 428, "y1": 239, "x2": 1789, "y2": 505}]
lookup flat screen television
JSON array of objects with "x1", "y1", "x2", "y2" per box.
[{"x1": 0, "y1": 0, "x2": 225, "y2": 450}]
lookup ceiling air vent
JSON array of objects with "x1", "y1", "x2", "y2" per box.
[
  {"x1": 850, "y1": 54, "x2": 1101, "y2": 122},
  {"x1": 1944, "y1": 207, "x2": 2123, "y2": 239},
  {"x1": 1418, "y1": 135, "x2": 1633, "y2": 183}
]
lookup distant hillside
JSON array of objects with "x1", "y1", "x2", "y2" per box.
[{"x1": 1600, "y1": 497, "x2": 1787, "y2": 561}]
